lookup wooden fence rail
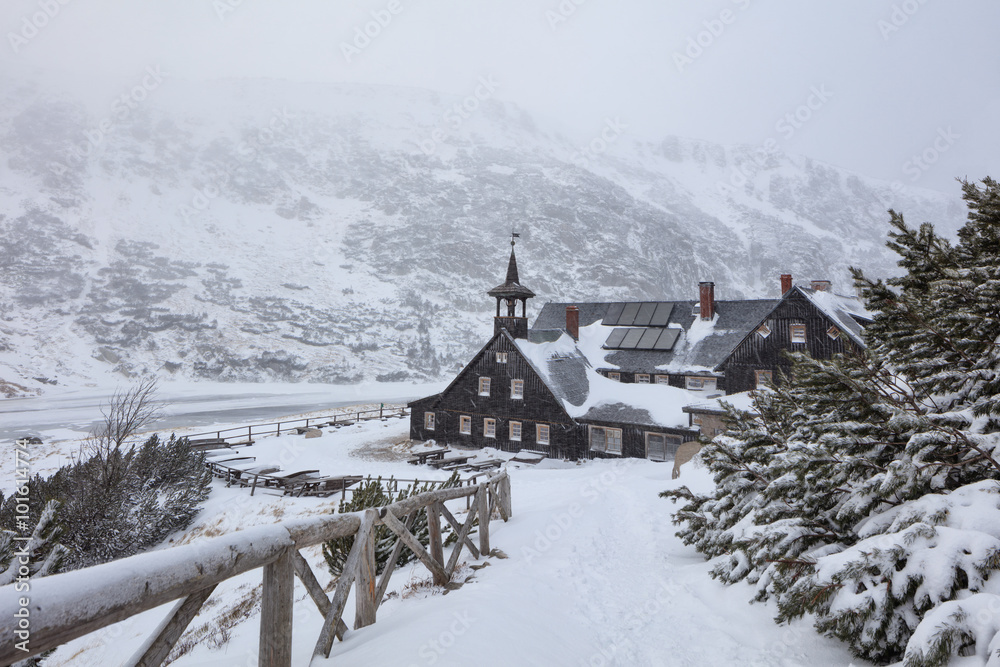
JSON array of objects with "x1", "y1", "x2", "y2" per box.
[
  {"x1": 0, "y1": 472, "x2": 512, "y2": 667},
  {"x1": 186, "y1": 404, "x2": 409, "y2": 443}
]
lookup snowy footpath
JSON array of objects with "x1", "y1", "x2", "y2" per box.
[{"x1": 34, "y1": 412, "x2": 863, "y2": 667}]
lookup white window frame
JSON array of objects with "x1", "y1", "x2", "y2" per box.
[
  {"x1": 757, "y1": 323, "x2": 771, "y2": 338},
  {"x1": 636, "y1": 374, "x2": 650, "y2": 384},
  {"x1": 478, "y1": 377, "x2": 491, "y2": 396},
  {"x1": 536, "y1": 424, "x2": 550, "y2": 445},
  {"x1": 645, "y1": 432, "x2": 682, "y2": 462},
  {"x1": 755, "y1": 370, "x2": 773, "y2": 389},
  {"x1": 496, "y1": 352, "x2": 508, "y2": 363},
  {"x1": 607, "y1": 372, "x2": 621, "y2": 382},
  {"x1": 655, "y1": 375, "x2": 670, "y2": 385},
  {"x1": 511, "y1": 379, "x2": 524, "y2": 399},
  {"x1": 424, "y1": 412, "x2": 435, "y2": 430},
  {"x1": 790, "y1": 323, "x2": 806, "y2": 344},
  {"x1": 460, "y1": 415, "x2": 472, "y2": 434},
  {"x1": 509, "y1": 421, "x2": 522, "y2": 441},
  {"x1": 827, "y1": 325, "x2": 840, "y2": 340},
  {"x1": 589, "y1": 426, "x2": 623, "y2": 455},
  {"x1": 484, "y1": 418, "x2": 496, "y2": 438}
]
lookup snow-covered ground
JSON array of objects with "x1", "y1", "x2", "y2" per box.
[{"x1": 23, "y1": 396, "x2": 865, "y2": 667}]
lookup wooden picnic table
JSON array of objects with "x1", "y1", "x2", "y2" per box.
[
  {"x1": 428, "y1": 455, "x2": 473, "y2": 470},
  {"x1": 407, "y1": 448, "x2": 450, "y2": 465},
  {"x1": 264, "y1": 470, "x2": 322, "y2": 493},
  {"x1": 295, "y1": 475, "x2": 365, "y2": 498},
  {"x1": 467, "y1": 459, "x2": 504, "y2": 471}
]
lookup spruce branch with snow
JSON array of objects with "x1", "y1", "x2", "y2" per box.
[{"x1": 666, "y1": 177, "x2": 1000, "y2": 665}]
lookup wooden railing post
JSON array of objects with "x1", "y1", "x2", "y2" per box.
[
  {"x1": 260, "y1": 549, "x2": 294, "y2": 667},
  {"x1": 477, "y1": 485, "x2": 490, "y2": 556},
  {"x1": 355, "y1": 513, "x2": 378, "y2": 630},
  {"x1": 427, "y1": 503, "x2": 444, "y2": 567}
]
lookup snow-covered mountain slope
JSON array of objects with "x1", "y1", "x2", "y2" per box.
[{"x1": 0, "y1": 77, "x2": 964, "y2": 392}]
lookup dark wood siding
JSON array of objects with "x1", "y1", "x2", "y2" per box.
[
  {"x1": 580, "y1": 420, "x2": 697, "y2": 461},
  {"x1": 410, "y1": 333, "x2": 584, "y2": 458},
  {"x1": 721, "y1": 291, "x2": 861, "y2": 393}
]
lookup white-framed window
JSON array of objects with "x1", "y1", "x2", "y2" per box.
[
  {"x1": 655, "y1": 375, "x2": 670, "y2": 385},
  {"x1": 790, "y1": 324, "x2": 806, "y2": 344},
  {"x1": 590, "y1": 426, "x2": 623, "y2": 454},
  {"x1": 636, "y1": 374, "x2": 650, "y2": 384},
  {"x1": 509, "y1": 421, "x2": 522, "y2": 441},
  {"x1": 536, "y1": 424, "x2": 550, "y2": 445},
  {"x1": 424, "y1": 412, "x2": 435, "y2": 430},
  {"x1": 478, "y1": 377, "x2": 491, "y2": 396},
  {"x1": 691, "y1": 414, "x2": 703, "y2": 426},
  {"x1": 756, "y1": 323, "x2": 771, "y2": 338},
  {"x1": 484, "y1": 418, "x2": 496, "y2": 438},
  {"x1": 460, "y1": 415, "x2": 472, "y2": 434},
  {"x1": 511, "y1": 379, "x2": 524, "y2": 399},
  {"x1": 685, "y1": 376, "x2": 717, "y2": 392},
  {"x1": 496, "y1": 352, "x2": 508, "y2": 363},
  {"x1": 755, "y1": 370, "x2": 773, "y2": 389},
  {"x1": 607, "y1": 372, "x2": 621, "y2": 382},
  {"x1": 827, "y1": 325, "x2": 840, "y2": 340}
]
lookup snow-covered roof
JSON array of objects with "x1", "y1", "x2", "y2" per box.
[
  {"x1": 682, "y1": 391, "x2": 757, "y2": 415},
  {"x1": 513, "y1": 331, "x2": 697, "y2": 429},
  {"x1": 798, "y1": 287, "x2": 871, "y2": 346},
  {"x1": 531, "y1": 300, "x2": 778, "y2": 375}
]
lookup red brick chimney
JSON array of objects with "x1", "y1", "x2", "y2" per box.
[
  {"x1": 698, "y1": 282, "x2": 715, "y2": 321},
  {"x1": 780, "y1": 274, "x2": 793, "y2": 295},
  {"x1": 811, "y1": 279, "x2": 831, "y2": 292},
  {"x1": 566, "y1": 305, "x2": 580, "y2": 341}
]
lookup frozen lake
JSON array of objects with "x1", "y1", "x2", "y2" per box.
[{"x1": 0, "y1": 381, "x2": 442, "y2": 442}]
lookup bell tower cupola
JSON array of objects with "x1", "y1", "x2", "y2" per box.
[{"x1": 487, "y1": 233, "x2": 535, "y2": 339}]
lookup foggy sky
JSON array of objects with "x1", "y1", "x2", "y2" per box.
[{"x1": 2, "y1": 0, "x2": 998, "y2": 194}]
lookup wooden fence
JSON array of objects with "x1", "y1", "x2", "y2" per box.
[
  {"x1": 0, "y1": 471, "x2": 512, "y2": 667},
  {"x1": 185, "y1": 404, "x2": 409, "y2": 444}
]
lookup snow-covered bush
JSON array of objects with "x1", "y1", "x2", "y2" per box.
[
  {"x1": 0, "y1": 434, "x2": 211, "y2": 571},
  {"x1": 665, "y1": 178, "x2": 1000, "y2": 665},
  {"x1": 323, "y1": 473, "x2": 462, "y2": 578}
]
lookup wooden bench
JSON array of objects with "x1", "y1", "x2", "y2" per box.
[
  {"x1": 296, "y1": 475, "x2": 365, "y2": 498},
  {"x1": 428, "y1": 455, "x2": 473, "y2": 470},
  {"x1": 407, "y1": 448, "x2": 450, "y2": 465}
]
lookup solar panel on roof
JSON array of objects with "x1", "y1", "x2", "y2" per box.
[
  {"x1": 634, "y1": 303, "x2": 657, "y2": 326},
  {"x1": 618, "y1": 303, "x2": 641, "y2": 326},
  {"x1": 604, "y1": 328, "x2": 628, "y2": 348},
  {"x1": 636, "y1": 328, "x2": 662, "y2": 349},
  {"x1": 620, "y1": 328, "x2": 645, "y2": 349},
  {"x1": 650, "y1": 303, "x2": 673, "y2": 326},
  {"x1": 653, "y1": 328, "x2": 681, "y2": 350},
  {"x1": 603, "y1": 303, "x2": 626, "y2": 326}
]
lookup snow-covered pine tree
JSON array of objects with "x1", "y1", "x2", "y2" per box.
[
  {"x1": 0, "y1": 500, "x2": 67, "y2": 585},
  {"x1": 667, "y1": 178, "x2": 1000, "y2": 666}
]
